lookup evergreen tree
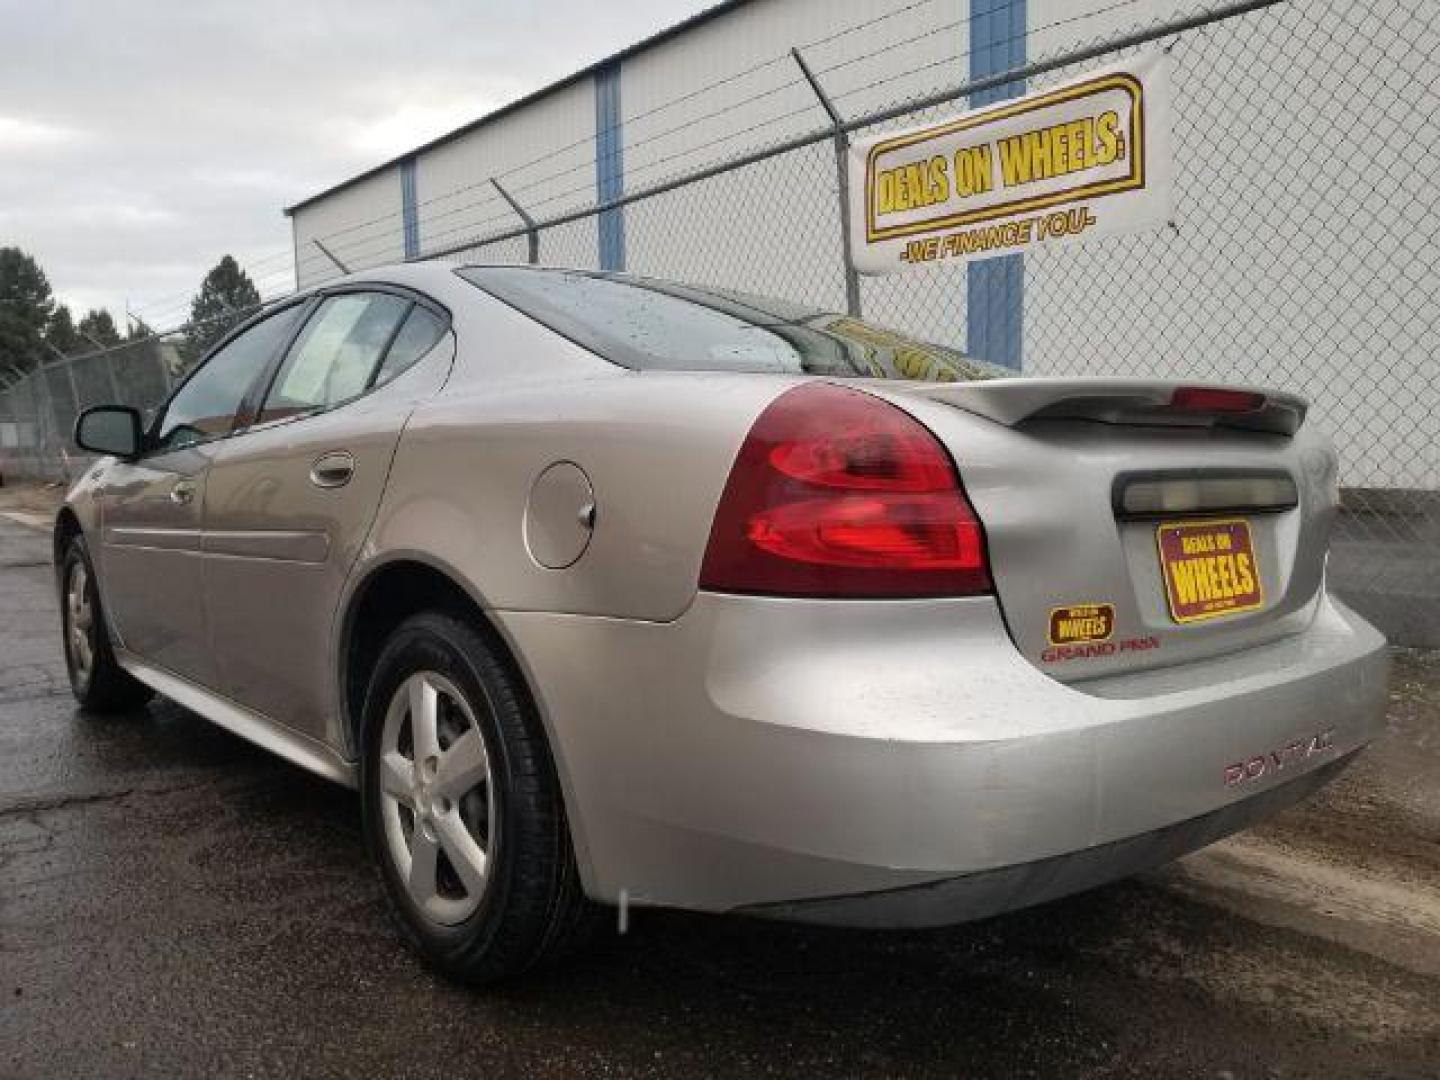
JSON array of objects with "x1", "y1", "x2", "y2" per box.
[
  {"x1": 45, "y1": 304, "x2": 83, "y2": 358},
  {"x1": 185, "y1": 255, "x2": 261, "y2": 359},
  {"x1": 0, "y1": 246, "x2": 55, "y2": 376},
  {"x1": 78, "y1": 308, "x2": 122, "y2": 349}
]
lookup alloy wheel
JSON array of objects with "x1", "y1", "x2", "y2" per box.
[
  {"x1": 378, "y1": 670, "x2": 497, "y2": 924},
  {"x1": 65, "y1": 562, "x2": 95, "y2": 690}
]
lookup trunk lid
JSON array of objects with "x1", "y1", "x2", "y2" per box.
[{"x1": 878, "y1": 378, "x2": 1337, "y2": 682}]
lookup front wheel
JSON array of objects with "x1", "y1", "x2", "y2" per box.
[
  {"x1": 360, "y1": 610, "x2": 598, "y2": 983},
  {"x1": 59, "y1": 536, "x2": 152, "y2": 713}
]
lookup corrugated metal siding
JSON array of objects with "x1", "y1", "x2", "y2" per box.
[
  {"x1": 283, "y1": 0, "x2": 1433, "y2": 488},
  {"x1": 291, "y1": 166, "x2": 405, "y2": 288},
  {"x1": 415, "y1": 79, "x2": 597, "y2": 266},
  {"x1": 291, "y1": 0, "x2": 968, "y2": 293},
  {"x1": 620, "y1": 0, "x2": 966, "y2": 310}
]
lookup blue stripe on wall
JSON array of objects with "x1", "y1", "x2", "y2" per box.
[
  {"x1": 967, "y1": 0, "x2": 1025, "y2": 369},
  {"x1": 400, "y1": 157, "x2": 420, "y2": 259},
  {"x1": 595, "y1": 62, "x2": 626, "y2": 271}
]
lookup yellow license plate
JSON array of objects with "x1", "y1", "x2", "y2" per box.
[{"x1": 1156, "y1": 518, "x2": 1263, "y2": 623}]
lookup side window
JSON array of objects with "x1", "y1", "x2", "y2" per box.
[
  {"x1": 373, "y1": 305, "x2": 446, "y2": 388},
  {"x1": 257, "y1": 293, "x2": 410, "y2": 423},
  {"x1": 155, "y1": 305, "x2": 304, "y2": 451}
]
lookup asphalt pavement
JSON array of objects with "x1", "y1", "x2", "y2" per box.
[{"x1": 1, "y1": 505, "x2": 1438, "y2": 1079}]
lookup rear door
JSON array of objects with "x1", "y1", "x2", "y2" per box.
[
  {"x1": 201, "y1": 288, "x2": 452, "y2": 742},
  {"x1": 98, "y1": 302, "x2": 308, "y2": 688}
]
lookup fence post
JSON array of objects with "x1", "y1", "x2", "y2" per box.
[
  {"x1": 156, "y1": 347, "x2": 174, "y2": 393},
  {"x1": 792, "y1": 46, "x2": 862, "y2": 319},
  {"x1": 31, "y1": 364, "x2": 59, "y2": 483},
  {"x1": 40, "y1": 345, "x2": 80, "y2": 482},
  {"x1": 56, "y1": 359, "x2": 79, "y2": 484},
  {"x1": 491, "y1": 178, "x2": 541, "y2": 264},
  {"x1": 312, "y1": 238, "x2": 351, "y2": 275},
  {"x1": 60, "y1": 355, "x2": 82, "y2": 416}
]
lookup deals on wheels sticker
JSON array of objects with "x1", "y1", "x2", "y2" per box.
[
  {"x1": 1157, "y1": 519, "x2": 1264, "y2": 623},
  {"x1": 1048, "y1": 603, "x2": 1115, "y2": 646},
  {"x1": 848, "y1": 52, "x2": 1173, "y2": 274}
]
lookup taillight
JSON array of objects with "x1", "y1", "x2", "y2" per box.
[
  {"x1": 1170, "y1": 386, "x2": 1266, "y2": 413},
  {"x1": 699, "y1": 382, "x2": 991, "y2": 598}
]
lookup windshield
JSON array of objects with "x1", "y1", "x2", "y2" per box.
[{"x1": 458, "y1": 266, "x2": 1004, "y2": 383}]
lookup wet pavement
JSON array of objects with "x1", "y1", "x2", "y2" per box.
[{"x1": 1, "y1": 507, "x2": 1438, "y2": 1079}]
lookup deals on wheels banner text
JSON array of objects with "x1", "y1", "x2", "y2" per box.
[{"x1": 849, "y1": 52, "x2": 1173, "y2": 275}]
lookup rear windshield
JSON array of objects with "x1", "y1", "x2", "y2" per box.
[{"x1": 458, "y1": 266, "x2": 1002, "y2": 382}]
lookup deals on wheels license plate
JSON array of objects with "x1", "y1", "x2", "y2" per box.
[{"x1": 1156, "y1": 518, "x2": 1263, "y2": 623}]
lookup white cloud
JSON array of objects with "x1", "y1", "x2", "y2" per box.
[
  {"x1": 0, "y1": 0, "x2": 711, "y2": 325},
  {"x1": 12, "y1": 202, "x2": 177, "y2": 229},
  {"x1": 346, "y1": 88, "x2": 521, "y2": 157},
  {"x1": 0, "y1": 115, "x2": 83, "y2": 150}
]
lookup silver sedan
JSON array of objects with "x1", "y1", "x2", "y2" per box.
[{"x1": 57, "y1": 263, "x2": 1389, "y2": 982}]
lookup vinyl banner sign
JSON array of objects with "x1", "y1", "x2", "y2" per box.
[{"x1": 849, "y1": 52, "x2": 1172, "y2": 274}]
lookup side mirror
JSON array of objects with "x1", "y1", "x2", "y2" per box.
[{"x1": 74, "y1": 406, "x2": 144, "y2": 459}]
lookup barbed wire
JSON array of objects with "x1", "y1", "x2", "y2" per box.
[
  {"x1": 243, "y1": 0, "x2": 1161, "y2": 287},
  {"x1": 3, "y1": 0, "x2": 1278, "y2": 373},
  {"x1": 122, "y1": 0, "x2": 1262, "y2": 332},
  {"x1": 279, "y1": 0, "x2": 1168, "y2": 280},
  {"x1": 261, "y1": 0, "x2": 970, "y2": 260},
  {"x1": 278, "y1": 0, "x2": 1104, "y2": 275}
]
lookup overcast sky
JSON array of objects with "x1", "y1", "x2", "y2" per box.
[{"x1": 0, "y1": 0, "x2": 711, "y2": 331}]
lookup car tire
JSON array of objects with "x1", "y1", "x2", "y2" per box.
[
  {"x1": 360, "y1": 610, "x2": 601, "y2": 984},
  {"x1": 59, "y1": 535, "x2": 153, "y2": 713}
]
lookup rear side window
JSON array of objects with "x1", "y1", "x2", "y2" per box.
[
  {"x1": 258, "y1": 292, "x2": 411, "y2": 423},
  {"x1": 373, "y1": 305, "x2": 446, "y2": 388},
  {"x1": 155, "y1": 303, "x2": 304, "y2": 450},
  {"x1": 458, "y1": 266, "x2": 1001, "y2": 382}
]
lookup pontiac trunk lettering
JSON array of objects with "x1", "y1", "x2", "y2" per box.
[{"x1": 1224, "y1": 730, "x2": 1336, "y2": 787}]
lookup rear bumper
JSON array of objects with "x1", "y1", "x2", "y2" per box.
[
  {"x1": 740, "y1": 751, "x2": 1357, "y2": 927},
  {"x1": 497, "y1": 591, "x2": 1388, "y2": 921}
]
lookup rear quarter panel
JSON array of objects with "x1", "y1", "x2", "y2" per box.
[{"x1": 365, "y1": 369, "x2": 794, "y2": 622}]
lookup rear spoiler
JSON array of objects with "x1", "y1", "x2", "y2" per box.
[{"x1": 905, "y1": 378, "x2": 1307, "y2": 436}]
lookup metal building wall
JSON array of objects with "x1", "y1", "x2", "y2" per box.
[
  {"x1": 291, "y1": 166, "x2": 405, "y2": 288},
  {"x1": 415, "y1": 79, "x2": 599, "y2": 270},
  {"x1": 619, "y1": 0, "x2": 967, "y2": 313},
  {"x1": 284, "y1": 0, "x2": 1434, "y2": 490},
  {"x1": 287, "y1": 0, "x2": 971, "y2": 305}
]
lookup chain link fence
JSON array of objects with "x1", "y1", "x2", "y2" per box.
[
  {"x1": 1, "y1": 0, "x2": 1434, "y2": 642},
  {"x1": 0, "y1": 310, "x2": 263, "y2": 483}
]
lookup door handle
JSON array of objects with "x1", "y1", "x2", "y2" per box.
[
  {"x1": 170, "y1": 479, "x2": 197, "y2": 505},
  {"x1": 310, "y1": 450, "x2": 356, "y2": 489}
]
